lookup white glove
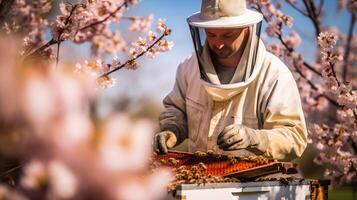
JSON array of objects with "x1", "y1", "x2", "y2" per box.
[
  {"x1": 153, "y1": 131, "x2": 177, "y2": 154},
  {"x1": 217, "y1": 124, "x2": 268, "y2": 154}
]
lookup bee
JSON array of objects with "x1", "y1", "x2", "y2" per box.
[
  {"x1": 177, "y1": 166, "x2": 187, "y2": 171},
  {"x1": 223, "y1": 177, "x2": 236, "y2": 182},
  {"x1": 197, "y1": 178, "x2": 207, "y2": 185},
  {"x1": 206, "y1": 150, "x2": 214, "y2": 156},
  {"x1": 197, "y1": 162, "x2": 207, "y2": 171},
  {"x1": 240, "y1": 156, "x2": 249, "y2": 161},
  {"x1": 174, "y1": 173, "x2": 185, "y2": 180},
  {"x1": 229, "y1": 158, "x2": 238, "y2": 165},
  {"x1": 190, "y1": 165, "x2": 199, "y2": 172},
  {"x1": 227, "y1": 154, "x2": 235, "y2": 160},
  {"x1": 188, "y1": 178, "x2": 197, "y2": 184},
  {"x1": 168, "y1": 157, "x2": 180, "y2": 165},
  {"x1": 194, "y1": 151, "x2": 207, "y2": 157},
  {"x1": 193, "y1": 172, "x2": 201, "y2": 179},
  {"x1": 179, "y1": 169, "x2": 191, "y2": 178}
]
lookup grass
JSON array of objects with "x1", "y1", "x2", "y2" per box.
[{"x1": 329, "y1": 187, "x2": 356, "y2": 200}]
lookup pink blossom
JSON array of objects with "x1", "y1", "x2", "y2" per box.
[
  {"x1": 156, "y1": 18, "x2": 167, "y2": 33},
  {"x1": 48, "y1": 161, "x2": 78, "y2": 199},
  {"x1": 97, "y1": 75, "x2": 117, "y2": 89},
  {"x1": 147, "y1": 31, "x2": 157, "y2": 42},
  {"x1": 75, "y1": 59, "x2": 108, "y2": 77},
  {"x1": 115, "y1": 170, "x2": 171, "y2": 200},
  {"x1": 283, "y1": 31, "x2": 301, "y2": 49},
  {"x1": 318, "y1": 32, "x2": 338, "y2": 50},
  {"x1": 0, "y1": 1, "x2": 174, "y2": 198},
  {"x1": 21, "y1": 161, "x2": 47, "y2": 190},
  {"x1": 279, "y1": 15, "x2": 293, "y2": 27},
  {"x1": 0, "y1": 185, "x2": 27, "y2": 200},
  {"x1": 99, "y1": 115, "x2": 154, "y2": 172},
  {"x1": 21, "y1": 160, "x2": 78, "y2": 199},
  {"x1": 22, "y1": 74, "x2": 57, "y2": 135},
  {"x1": 129, "y1": 47, "x2": 139, "y2": 58},
  {"x1": 145, "y1": 48, "x2": 159, "y2": 58},
  {"x1": 133, "y1": 37, "x2": 148, "y2": 51},
  {"x1": 267, "y1": 43, "x2": 282, "y2": 56},
  {"x1": 59, "y1": 2, "x2": 72, "y2": 16},
  {"x1": 91, "y1": 30, "x2": 127, "y2": 55},
  {"x1": 316, "y1": 96, "x2": 329, "y2": 111},
  {"x1": 265, "y1": 22, "x2": 280, "y2": 37},
  {"x1": 128, "y1": 15, "x2": 154, "y2": 33},
  {"x1": 157, "y1": 39, "x2": 174, "y2": 52},
  {"x1": 112, "y1": 56, "x2": 121, "y2": 66},
  {"x1": 337, "y1": 89, "x2": 357, "y2": 108}
]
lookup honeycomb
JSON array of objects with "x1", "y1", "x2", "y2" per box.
[{"x1": 153, "y1": 151, "x2": 273, "y2": 177}]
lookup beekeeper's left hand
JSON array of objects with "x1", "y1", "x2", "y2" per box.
[{"x1": 217, "y1": 124, "x2": 268, "y2": 153}]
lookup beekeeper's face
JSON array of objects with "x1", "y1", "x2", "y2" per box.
[{"x1": 205, "y1": 27, "x2": 249, "y2": 59}]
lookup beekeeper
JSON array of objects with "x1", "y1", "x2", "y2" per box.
[{"x1": 154, "y1": 0, "x2": 308, "y2": 161}]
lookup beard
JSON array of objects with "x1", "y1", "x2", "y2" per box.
[{"x1": 211, "y1": 46, "x2": 237, "y2": 59}]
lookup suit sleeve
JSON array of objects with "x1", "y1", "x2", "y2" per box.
[
  {"x1": 159, "y1": 61, "x2": 189, "y2": 144},
  {"x1": 257, "y1": 61, "x2": 308, "y2": 161}
]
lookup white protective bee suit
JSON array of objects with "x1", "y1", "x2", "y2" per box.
[{"x1": 158, "y1": 0, "x2": 308, "y2": 161}]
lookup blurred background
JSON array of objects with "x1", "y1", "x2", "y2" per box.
[
  {"x1": 61, "y1": 1, "x2": 354, "y2": 198},
  {"x1": 0, "y1": 0, "x2": 355, "y2": 199}
]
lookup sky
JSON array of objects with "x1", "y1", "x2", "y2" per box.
[{"x1": 79, "y1": 0, "x2": 352, "y2": 115}]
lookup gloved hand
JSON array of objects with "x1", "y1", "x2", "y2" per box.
[
  {"x1": 153, "y1": 130, "x2": 177, "y2": 154},
  {"x1": 217, "y1": 124, "x2": 268, "y2": 154}
]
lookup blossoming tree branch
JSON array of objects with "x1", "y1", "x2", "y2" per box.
[
  {"x1": 3, "y1": 0, "x2": 173, "y2": 88},
  {"x1": 249, "y1": 0, "x2": 357, "y2": 185},
  {"x1": 0, "y1": 0, "x2": 173, "y2": 199}
]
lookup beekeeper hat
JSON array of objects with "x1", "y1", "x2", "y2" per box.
[{"x1": 187, "y1": 0, "x2": 263, "y2": 28}]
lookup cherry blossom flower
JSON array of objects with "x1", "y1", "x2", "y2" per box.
[
  {"x1": 265, "y1": 22, "x2": 280, "y2": 37},
  {"x1": 157, "y1": 40, "x2": 174, "y2": 52},
  {"x1": 318, "y1": 32, "x2": 338, "y2": 50},
  {"x1": 283, "y1": 31, "x2": 301, "y2": 49},
  {"x1": 21, "y1": 160, "x2": 78, "y2": 199},
  {"x1": 156, "y1": 18, "x2": 167, "y2": 33},
  {"x1": 0, "y1": 1, "x2": 174, "y2": 199},
  {"x1": 128, "y1": 15, "x2": 154, "y2": 33},
  {"x1": 248, "y1": 0, "x2": 357, "y2": 185}
]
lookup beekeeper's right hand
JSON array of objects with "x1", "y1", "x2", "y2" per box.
[{"x1": 153, "y1": 131, "x2": 177, "y2": 154}]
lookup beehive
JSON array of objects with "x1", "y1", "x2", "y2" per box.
[{"x1": 153, "y1": 151, "x2": 297, "y2": 178}]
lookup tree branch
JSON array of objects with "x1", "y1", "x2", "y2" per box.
[
  {"x1": 56, "y1": 5, "x2": 79, "y2": 68},
  {"x1": 256, "y1": 3, "x2": 322, "y2": 77},
  {"x1": 275, "y1": 28, "x2": 340, "y2": 106},
  {"x1": 302, "y1": 0, "x2": 322, "y2": 38},
  {"x1": 25, "y1": 1, "x2": 129, "y2": 60},
  {"x1": 24, "y1": 38, "x2": 58, "y2": 59},
  {"x1": 276, "y1": 30, "x2": 323, "y2": 76},
  {"x1": 328, "y1": 62, "x2": 340, "y2": 87},
  {"x1": 342, "y1": 13, "x2": 356, "y2": 82},
  {"x1": 99, "y1": 30, "x2": 168, "y2": 78},
  {"x1": 79, "y1": 1, "x2": 127, "y2": 31}
]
